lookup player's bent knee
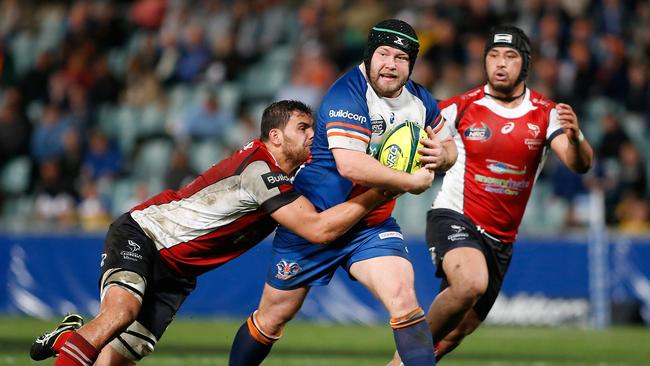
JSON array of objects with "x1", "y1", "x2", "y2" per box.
[
  {"x1": 248, "y1": 310, "x2": 282, "y2": 345},
  {"x1": 451, "y1": 280, "x2": 486, "y2": 307},
  {"x1": 108, "y1": 321, "x2": 157, "y2": 363},
  {"x1": 101, "y1": 268, "x2": 147, "y2": 304}
]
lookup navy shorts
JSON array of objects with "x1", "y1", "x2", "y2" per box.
[
  {"x1": 266, "y1": 217, "x2": 410, "y2": 290},
  {"x1": 101, "y1": 213, "x2": 196, "y2": 340},
  {"x1": 426, "y1": 208, "x2": 513, "y2": 320}
]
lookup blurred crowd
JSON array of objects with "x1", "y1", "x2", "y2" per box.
[{"x1": 0, "y1": 0, "x2": 647, "y2": 234}]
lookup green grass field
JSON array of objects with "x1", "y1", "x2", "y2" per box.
[{"x1": 2, "y1": 316, "x2": 649, "y2": 365}]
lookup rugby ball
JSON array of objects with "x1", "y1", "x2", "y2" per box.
[{"x1": 378, "y1": 122, "x2": 426, "y2": 173}]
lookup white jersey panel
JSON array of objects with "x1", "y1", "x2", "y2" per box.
[{"x1": 433, "y1": 132, "x2": 466, "y2": 212}]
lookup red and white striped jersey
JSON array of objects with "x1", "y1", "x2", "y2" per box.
[
  {"x1": 433, "y1": 85, "x2": 563, "y2": 242},
  {"x1": 130, "y1": 139, "x2": 300, "y2": 276}
]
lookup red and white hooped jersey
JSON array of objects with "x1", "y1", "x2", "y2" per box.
[
  {"x1": 433, "y1": 85, "x2": 564, "y2": 242},
  {"x1": 130, "y1": 139, "x2": 300, "y2": 277}
]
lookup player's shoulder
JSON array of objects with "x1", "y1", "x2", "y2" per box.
[
  {"x1": 440, "y1": 86, "x2": 484, "y2": 110},
  {"x1": 405, "y1": 79, "x2": 435, "y2": 103},
  {"x1": 528, "y1": 89, "x2": 557, "y2": 112}
]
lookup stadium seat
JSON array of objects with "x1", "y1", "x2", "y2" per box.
[
  {"x1": 188, "y1": 139, "x2": 226, "y2": 173},
  {"x1": 131, "y1": 138, "x2": 174, "y2": 180},
  {"x1": 0, "y1": 156, "x2": 32, "y2": 195}
]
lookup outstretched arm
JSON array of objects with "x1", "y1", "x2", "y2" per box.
[
  {"x1": 550, "y1": 103, "x2": 593, "y2": 174},
  {"x1": 270, "y1": 189, "x2": 392, "y2": 245}
]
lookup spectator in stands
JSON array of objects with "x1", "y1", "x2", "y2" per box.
[
  {"x1": 173, "y1": 23, "x2": 212, "y2": 83},
  {"x1": 81, "y1": 128, "x2": 122, "y2": 184},
  {"x1": 0, "y1": 88, "x2": 30, "y2": 167},
  {"x1": 164, "y1": 148, "x2": 197, "y2": 190},
  {"x1": 123, "y1": 55, "x2": 165, "y2": 107},
  {"x1": 77, "y1": 179, "x2": 111, "y2": 231},
  {"x1": 0, "y1": 36, "x2": 16, "y2": 87},
  {"x1": 171, "y1": 91, "x2": 235, "y2": 144},
  {"x1": 617, "y1": 195, "x2": 650, "y2": 234},
  {"x1": 89, "y1": 56, "x2": 121, "y2": 105},
  {"x1": 33, "y1": 159, "x2": 77, "y2": 229},
  {"x1": 31, "y1": 104, "x2": 72, "y2": 163},
  {"x1": 19, "y1": 51, "x2": 53, "y2": 105}
]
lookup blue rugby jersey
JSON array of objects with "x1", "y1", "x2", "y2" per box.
[{"x1": 293, "y1": 65, "x2": 450, "y2": 225}]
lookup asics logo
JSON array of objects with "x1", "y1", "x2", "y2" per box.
[{"x1": 394, "y1": 37, "x2": 405, "y2": 46}]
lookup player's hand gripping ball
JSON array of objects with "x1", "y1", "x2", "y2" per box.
[{"x1": 378, "y1": 122, "x2": 425, "y2": 174}]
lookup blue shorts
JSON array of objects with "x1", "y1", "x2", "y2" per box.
[{"x1": 266, "y1": 217, "x2": 410, "y2": 290}]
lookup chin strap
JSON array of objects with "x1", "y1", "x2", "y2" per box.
[{"x1": 485, "y1": 87, "x2": 526, "y2": 103}]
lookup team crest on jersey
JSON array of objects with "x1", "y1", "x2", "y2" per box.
[
  {"x1": 486, "y1": 159, "x2": 526, "y2": 175},
  {"x1": 370, "y1": 114, "x2": 386, "y2": 135},
  {"x1": 464, "y1": 123, "x2": 492, "y2": 141},
  {"x1": 527, "y1": 123, "x2": 541, "y2": 138},
  {"x1": 275, "y1": 259, "x2": 301, "y2": 280}
]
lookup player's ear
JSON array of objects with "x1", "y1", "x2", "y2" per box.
[{"x1": 268, "y1": 128, "x2": 283, "y2": 146}]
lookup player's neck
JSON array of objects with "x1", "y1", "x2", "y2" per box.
[{"x1": 485, "y1": 83, "x2": 526, "y2": 108}]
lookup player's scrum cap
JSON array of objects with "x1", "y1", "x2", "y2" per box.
[
  {"x1": 363, "y1": 19, "x2": 419, "y2": 76},
  {"x1": 484, "y1": 25, "x2": 532, "y2": 81}
]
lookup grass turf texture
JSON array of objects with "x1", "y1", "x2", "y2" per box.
[{"x1": 2, "y1": 316, "x2": 649, "y2": 365}]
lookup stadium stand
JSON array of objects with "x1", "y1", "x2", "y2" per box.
[{"x1": 0, "y1": 0, "x2": 647, "y2": 235}]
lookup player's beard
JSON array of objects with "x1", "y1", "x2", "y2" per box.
[
  {"x1": 369, "y1": 71, "x2": 408, "y2": 98},
  {"x1": 283, "y1": 136, "x2": 310, "y2": 169},
  {"x1": 488, "y1": 77, "x2": 520, "y2": 95}
]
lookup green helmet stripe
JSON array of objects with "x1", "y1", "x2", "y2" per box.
[{"x1": 372, "y1": 27, "x2": 419, "y2": 44}]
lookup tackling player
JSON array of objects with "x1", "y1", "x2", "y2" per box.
[
  {"x1": 30, "y1": 100, "x2": 408, "y2": 366},
  {"x1": 229, "y1": 19, "x2": 457, "y2": 366},
  {"x1": 389, "y1": 25, "x2": 593, "y2": 365}
]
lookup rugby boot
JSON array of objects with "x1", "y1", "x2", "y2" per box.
[{"x1": 30, "y1": 313, "x2": 84, "y2": 361}]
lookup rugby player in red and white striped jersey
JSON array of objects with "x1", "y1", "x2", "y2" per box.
[{"x1": 30, "y1": 100, "x2": 406, "y2": 366}]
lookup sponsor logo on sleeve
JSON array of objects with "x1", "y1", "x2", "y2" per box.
[
  {"x1": 262, "y1": 172, "x2": 291, "y2": 189},
  {"x1": 275, "y1": 259, "x2": 301, "y2": 280},
  {"x1": 329, "y1": 109, "x2": 367, "y2": 124},
  {"x1": 378, "y1": 231, "x2": 404, "y2": 240}
]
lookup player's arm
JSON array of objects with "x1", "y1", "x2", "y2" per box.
[
  {"x1": 549, "y1": 103, "x2": 593, "y2": 174},
  {"x1": 270, "y1": 188, "x2": 392, "y2": 245},
  {"x1": 333, "y1": 148, "x2": 434, "y2": 194}
]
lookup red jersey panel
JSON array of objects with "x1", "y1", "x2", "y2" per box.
[
  {"x1": 130, "y1": 139, "x2": 300, "y2": 276},
  {"x1": 433, "y1": 86, "x2": 563, "y2": 242}
]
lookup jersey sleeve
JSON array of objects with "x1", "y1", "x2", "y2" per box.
[
  {"x1": 438, "y1": 95, "x2": 463, "y2": 137},
  {"x1": 240, "y1": 160, "x2": 301, "y2": 213},
  {"x1": 320, "y1": 76, "x2": 372, "y2": 153},
  {"x1": 546, "y1": 107, "x2": 564, "y2": 143}
]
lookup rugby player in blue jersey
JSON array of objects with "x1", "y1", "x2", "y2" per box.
[{"x1": 229, "y1": 19, "x2": 457, "y2": 366}]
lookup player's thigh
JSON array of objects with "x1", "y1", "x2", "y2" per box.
[
  {"x1": 442, "y1": 247, "x2": 488, "y2": 294},
  {"x1": 256, "y1": 284, "x2": 310, "y2": 331},
  {"x1": 108, "y1": 257, "x2": 196, "y2": 363},
  {"x1": 349, "y1": 256, "x2": 418, "y2": 317}
]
